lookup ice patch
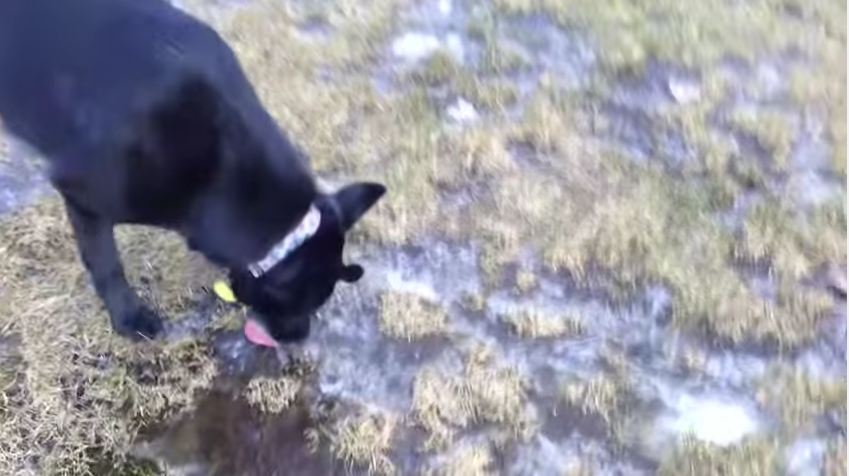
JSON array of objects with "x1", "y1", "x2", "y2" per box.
[
  {"x1": 392, "y1": 32, "x2": 441, "y2": 62},
  {"x1": 785, "y1": 438, "x2": 827, "y2": 476},
  {"x1": 510, "y1": 434, "x2": 646, "y2": 476},
  {"x1": 391, "y1": 31, "x2": 465, "y2": 64},
  {"x1": 668, "y1": 75, "x2": 702, "y2": 104},
  {"x1": 444, "y1": 32, "x2": 464, "y2": 62},
  {"x1": 446, "y1": 98, "x2": 479, "y2": 123},
  {"x1": 384, "y1": 272, "x2": 440, "y2": 301},
  {"x1": 658, "y1": 393, "x2": 761, "y2": 445}
]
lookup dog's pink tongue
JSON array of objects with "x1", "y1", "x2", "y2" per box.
[{"x1": 244, "y1": 319, "x2": 277, "y2": 347}]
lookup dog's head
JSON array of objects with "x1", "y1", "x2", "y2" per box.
[{"x1": 228, "y1": 182, "x2": 385, "y2": 345}]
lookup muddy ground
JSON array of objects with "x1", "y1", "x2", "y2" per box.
[{"x1": 0, "y1": 0, "x2": 846, "y2": 474}]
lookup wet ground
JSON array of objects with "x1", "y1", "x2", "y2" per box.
[{"x1": 0, "y1": 0, "x2": 845, "y2": 474}]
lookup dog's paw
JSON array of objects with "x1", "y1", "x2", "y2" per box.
[{"x1": 114, "y1": 307, "x2": 164, "y2": 340}]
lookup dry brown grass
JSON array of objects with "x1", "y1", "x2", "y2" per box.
[
  {"x1": 459, "y1": 292, "x2": 487, "y2": 314},
  {"x1": 737, "y1": 198, "x2": 847, "y2": 281},
  {"x1": 560, "y1": 373, "x2": 630, "y2": 432},
  {"x1": 331, "y1": 412, "x2": 398, "y2": 476},
  {"x1": 0, "y1": 0, "x2": 843, "y2": 471},
  {"x1": 823, "y1": 437, "x2": 847, "y2": 476},
  {"x1": 412, "y1": 346, "x2": 535, "y2": 450},
  {"x1": 243, "y1": 375, "x2": 302, "y2": 414},
  {"x1": 0, "y1": 199, "x2": 219, "y2": 475},
  {"x1": 494, "y1": 0, "x2": 839, "y2": 71},
  {"x1": 658, "y1": 436, "x2": 781, "y2": 476},
  {"x1": 219, "y1": 0, "x2": 446, "y2": 246},
  {"x1": 0, "y1": 0, "x2": 425, "y2": 468},
  {"x1": 465, "y1": 86, "x2": 842, "y2": 349},
  {"x1": 756, "y1": 365, "x2": 847, "y2": 436},
  {"x1": 425, "y1": 443, "x2": 493, "y2": 476},
  {"x1": 514, "y1": 269, "x2": 538, "y2": 294},
  {"x1": 379, "y1": 292, "x2": 448, "y2": 341},
  {"x1": 504, "y1": 308, "x2": 583, "y2": 339},
  {"x1": 728, "y1": 110, "x2": 794, "y2": 171}
]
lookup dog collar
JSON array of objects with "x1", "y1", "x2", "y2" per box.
[{"x1": 247, "y1": 204, "x2": 321, "y2": 278}]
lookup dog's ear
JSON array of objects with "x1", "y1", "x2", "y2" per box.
[
  {"x1": 333, "y1": 182, "x2": 386, "y2": 230},
  {"x1": 340, "y1": 264, "x2": 364, "y2": 283}
]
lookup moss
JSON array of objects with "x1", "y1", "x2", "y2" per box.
[
  {"x1": 379, "y1": 292, "x2": 448, "y2": 341},
  {"x1": 658, "y1": 436, "x2": 781, "y2": 476}
]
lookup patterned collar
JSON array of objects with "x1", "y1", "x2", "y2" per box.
[{"x1": 247, "y1": 205, "x2": 321, "y2": 278}]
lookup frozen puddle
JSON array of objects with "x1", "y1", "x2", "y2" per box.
[
  {"x1": 304, "y1": 242, "x2": 480, "y2": 411},
  {"x1": 654, "y1": 392, "x2": 762, "y2": 446},
  {"x1": 391, "y1": 32, "x2": 442, "y2": 63},
  {"x1": 300, "y1": 240, "x2": 778, "y2": 472},
  {"x1": 446, "y1": 97, "x2": 480, "y2": 123},
  {"x1": 0, "y1": 135, "x2": 49, "y2": 216}
]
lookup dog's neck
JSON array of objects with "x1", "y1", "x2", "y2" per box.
[{"x1": 182, "y1": 158, "x2": 318, "y2": 269}]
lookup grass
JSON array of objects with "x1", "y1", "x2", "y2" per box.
[
  {"x1": 0, "y1": 0, "x2": 844, "y2": 471},
  {"x1": 410, "y1": 50, "x2": 462, "y2": 86},
  {"x1": 0, "y1": 0, "x2": 425, "y2": 467},
  {"x1": 331, "y1": 412, "x2": 397, "y2": 476},
  {"x1": 824, "y1": 438, "x2": 847, "y2": 476},
  {"x1": 728, "y1": 110, "x2": 794, "y2": 171},
  {"x1": 737, "y1": 197, "x2": 847, "y2": 281},
  {"x1": 658, "y1": 436, "x2": 781, "y2": 476},
  {"x1": 425, "y1": 443, "x2": 493, "y2": 476},
  {"x1": 494, "y1": 0, "x2": 836, "y2": 71},
  {"x1": 379, "y1": 292, "x2": 448, "y2": 341},
  {"x1": 514, "y1": 269, "x2": 537, "y2": 293},
  {"x1": 459, "y1": 292, "x2": 487, "y2": 313},
  {"x1": 756, "y1": 365, "x2": 847, "y2": 436},
  {"x1": 503, "y1": 308, "x2": 583, "y2": 339},
  {"x1": 0, "y1": 200, "x2": 219, "y2": 475},
  {"x1": 466, "y1": 83, "x2": 844, "y2": 348},
  {"x1": 560, "y1": 373, "x2": 630, "y2": 433},
  {"x1": 243, "y1": 376, "x2": 302, "y2": 414},
  {"x1": 412, "y1": 346, "x2": 534, "y2": 450}
]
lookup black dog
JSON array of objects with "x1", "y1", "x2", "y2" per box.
[{"x1": 0, "y1": 0, "x2": 385, "y2": 345}]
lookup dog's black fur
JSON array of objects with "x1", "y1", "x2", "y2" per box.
[{"x1": 0, "y1": 0, "x2": 385, "y2": 342}]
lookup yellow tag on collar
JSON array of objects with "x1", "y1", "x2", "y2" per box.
[{"x1": 213, "y1": 280, "x2": 237, "y2": 303}]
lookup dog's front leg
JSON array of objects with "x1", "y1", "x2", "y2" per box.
[{"x1": 64, "y1": 200, "x2": 163, "y2": 340}]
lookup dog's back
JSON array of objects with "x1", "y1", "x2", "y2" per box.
[{"x1": 0, "y1": 0, "x2": 312, "y2": 226}]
